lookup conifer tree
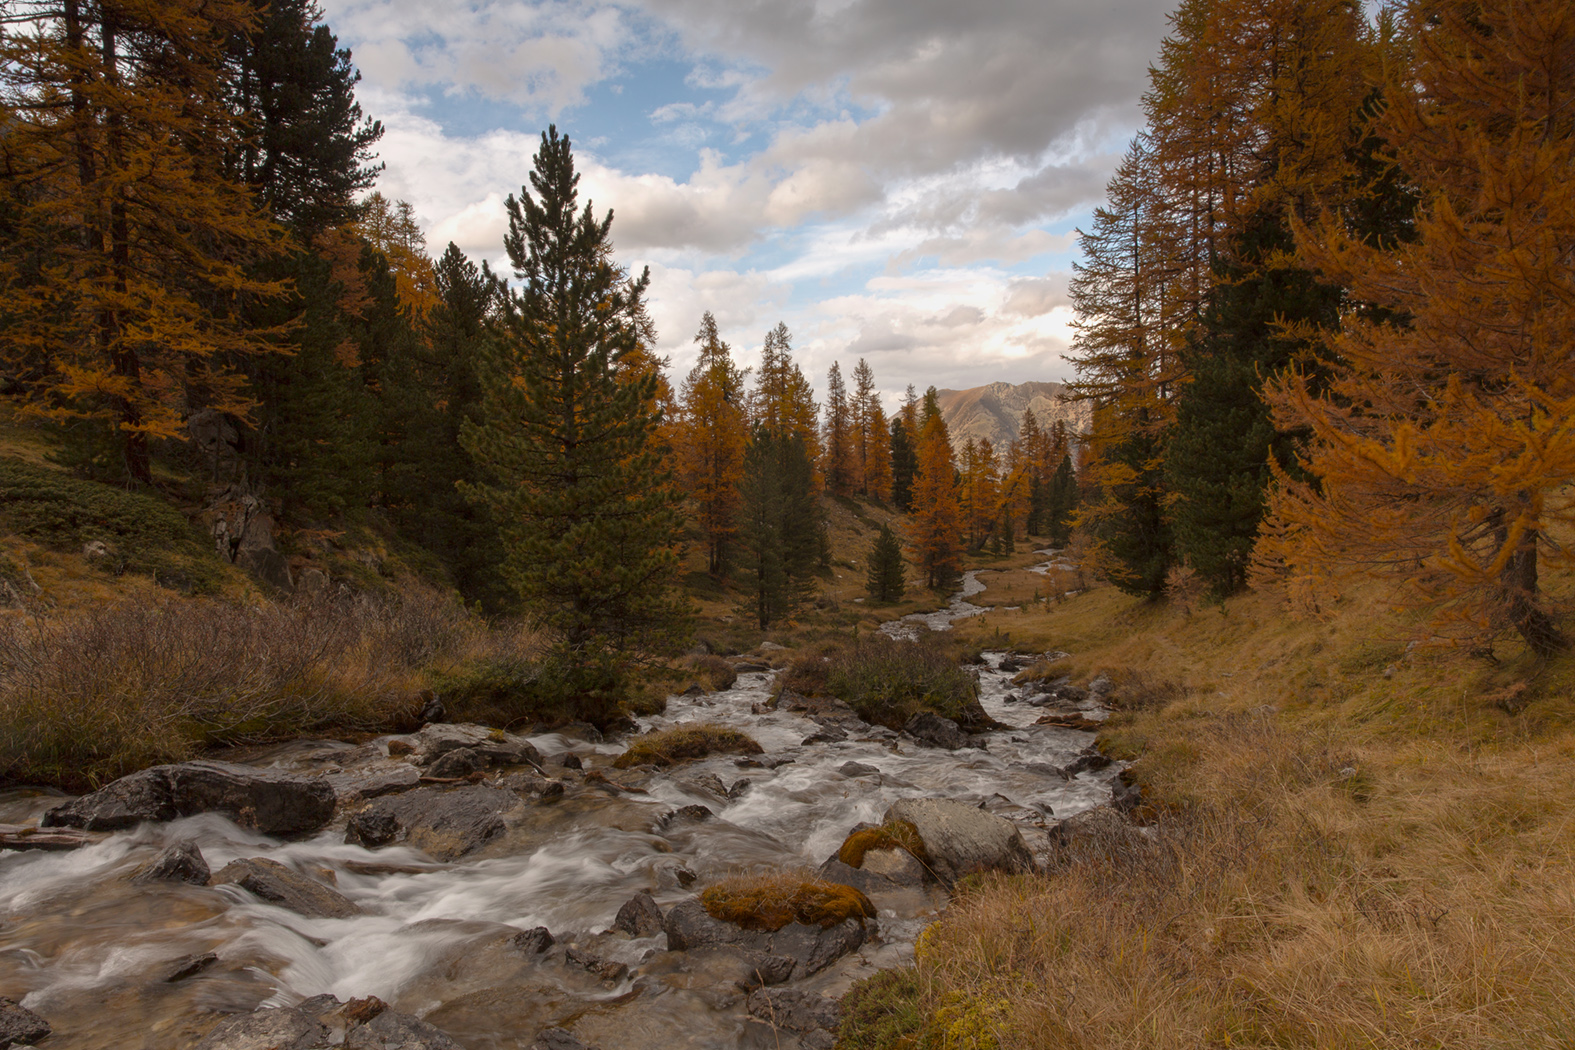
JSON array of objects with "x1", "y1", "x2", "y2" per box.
[
  {"x1": 676, "y1": 312, "x2": 749, "y2": 575},
  {"x1": 911, "y1": 412, "x2": 964, "y2": 590},
  {"x1": 864, "y1": 398, "x2": 893, "y2": 502},
  {"x1": 866, "y1": 523, "x2": 906, "y2": 602},
  {"x1": 748, "y1": 322, "x2": 820, "y2": 469},
  {"x1": 823, "y1": 362, "x2": 855, "y2": 496},
  {"x1": 1045, "y1": 453, "x2": 1079, "y2": 548},
  {"x1": 851, "y1": 358, "x2": 879, "y2": 494},
  {"x1": 461, "y1": 127, "x2": 686, "y2": 661},
  {"x1": 889, "y1": 386, "x2": 920, "y2": 510},
  {"x1": 736, "y1": 428, "x2": 825, "y2": 628}
]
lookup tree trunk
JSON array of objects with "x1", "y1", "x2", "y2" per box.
[{"x1": 1500, "y1": 527, "x2": 1569, "y2": 657}]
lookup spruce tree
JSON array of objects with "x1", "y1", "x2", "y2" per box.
[
  {"x1": 461, "y1": 127, "x2": 686, "y2": 664},
  {"x1": 889, "y1": 415, "x2": 917, "y2": 511},
  {"x1": 736, "y1": 428, "x2": 825, "y2": 628},
  {"x1": 866, "y1": 523, "x2": 906, "y2": 602},
  {"x1": 1045, "y1": 453, "x2": 1078, "y2": 547}
]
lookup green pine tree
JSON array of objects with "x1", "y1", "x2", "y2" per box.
[
  {"x1": 736, "y1": 427, "x2": 825, "y2": 628},
  {"x1": 889, "y1": 416, "x2": 917, "y2": 512},
  {"x1": 866, "y1": 523, "x2": 906, "y2": 603},
  {"x1": 1044, "y1": 453, "x2": 1078, "y2": 548},
  {"x1": 460, "y1": 127, "x2": 687, "y2": 669}
]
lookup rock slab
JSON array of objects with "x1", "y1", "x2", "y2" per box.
[
  {"x1": 211, "y1": 858, "x2": 361, "y2": 919},
  {"x1": 345, "y1": 785, "x2": 520, "y2": 861},
  {"x1": 192, "y1": 1007, "x2": 329, "y2": 1050},
  {"x1": 42, "y1": 762, "x2": 336, "y2": 835},
  {"x1": 883, "y1": 797, "x2": 1036, "y2": 886}
]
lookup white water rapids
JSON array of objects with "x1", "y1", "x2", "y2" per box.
[{"x1": 0, "y1": 573, "x2": 1117, "y2": 1049}]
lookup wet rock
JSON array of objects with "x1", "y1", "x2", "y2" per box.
[
  {"x1": 657, "y1": 863, "x2": 698, "y2": 890},
  {"x1": 211, "y1": 858, "x2": 361, "y2": 919},
  {"x1": 161, "y1": 951, "x2": 218, "y2": 982},
  {"x1": 496, "y1": 772, "x2": 566, "y2": 800},
  {"x1": 565, "y1": 946, "x2": 628, "y2": 983},
  {"x1": 192, "y1": 1006, "x2": 329, "y2": 1050},
  {"x1": 530, "y1": 1028, "x2": 600, "y2": 1050},
  {"x1": 0, "y1": 997, "x2": 50, "y2": 1048},
  {"x1": 425, "y1": 747, "x2": 482, "y2": 778},
  {"x1": 679, "y1": 772, "x2": 729, "y2": 799},
  {"x1": 556, "y1": 722, "x2": 604, "y2": 743},
  {"x1": 681, "y1": 682, "x2": 707, "y2": 696},
  {"x1": 734, "y1": 755, "x2": 795, "y2": 770},
  {"x1": 556, "y1": 752, "x2": 583, "y2": 770},
  {"x1": 132, "y1": 839, "x2": 210, "y2": 885},
  {"x1": 613, "y1": 892, "x2": 664, "y2": 937},
  {"x1": 816, "y1": 852, "x2": 924, "y2": 893},
  {"x1": 1033, "y1": 712, "x2": 1104, "y2": 731},
  {"x1": 345, "y1": 1009, "x2": 463, "y2": 1049},
  {"x1": 733, "y1": 661, "x2": 770, "y2": 673},
  {"x1": 324, "y1": 765, "x2": 422, "y2": 803},
  {"x1": 883, "y1": 798, "x2": 1036, "y2": 886},
  {"x1": 41, "y1": 761, "x2": 336, "y2": 835},
  {"x1": 510, "y1": 926, "x2": 555, "y2": 954},
  {"x1": 1063, "y1": 747, "x2": 1112, "y2": 776},
  {"x1": 657, "y1": 804, "x2": 714, "y2": 830},
  {"x1": 901, "y1": 712, "x2": 973, "y2": 751},
  {"x1": 801, "y1": 725, "x2": 848, "y2": 745},
  {"x1": 344, "y1": 785, "x2": 520, "y2": 861},
  {"x1": 1087, "y1": 672, "x2": 1113, "y2": 702},
  {"x1": 746, "y1": 988, "x2": 841, "y2": 1034},
  {"x1": 411, "y1": 724, "x2": 543, "y2": 770},
  {"x1": 838, "y1": 761, "x2": 880, "y2": 778},
  {"x1": 727, "y1": 779, "x2": 753, "y2": 799},
  {"x1": 662, "y1": 898, "x2": 867, "y2": 979}
]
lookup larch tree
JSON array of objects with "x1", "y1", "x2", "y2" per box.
[
  {"x1": 823, "y1": 361, "x2": 855, "y2": 496},
  {"x1": 460, "y1": 127, "x2": 687, "y2": 668},
  {"x1": 851, "y1": 357, "x2": 878, "y2": 494},
  {"x1": 749, "y1": 322, "x2": 820, "y2": 468},
  {"x1": 910, "y1": 412, "x2": 964, "y2": 590},
  {"x1": 1262, "y1": 0, "x2": 1575, "y2": 656},
  {"x1": 864, "y1": 397, "x2": 893, "y2": 502},
  {"x1": 0, "y1": 0, "x2": 290, "y2": 483},
  {"x1": 676, "y1": 311, "x2": 749, "y2": 575}
]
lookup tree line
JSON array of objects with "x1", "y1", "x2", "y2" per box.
[{"x1": 1068, "y1": 0, "x2": 1574, "y2": 656}]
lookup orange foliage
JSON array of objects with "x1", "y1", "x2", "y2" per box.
[{"x1": 910, "y1": 413, "x2": 964, "y2": 589}]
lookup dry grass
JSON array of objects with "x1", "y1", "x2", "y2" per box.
[
  {"x1": 0, "y1": 587, "x2": 544, "y2": 789},
  {"x1": 837, "y1": 818, "x2": 930, "y2": 870},
  {"x1": 611, "y1": 722, "x2": 763, "y2": 769},
  {"x1": 701, "y1": 871, "x2": 876, "y2": 931},
  {"x1": 683, "y1": 652, "x2": 739, "y2": 692},
  {"x1": 844, "y1": 581, "x2": 1575, "y2": 1049}
]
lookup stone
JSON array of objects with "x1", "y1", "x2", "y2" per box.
[
  {"x1": 564, "y1": 946, "x2": 628, "y2": 983},
  {"x1": 420, "y1": 693, "x2": 447, "y2": 725},
  {"x1": 192, "y1": 1007, "x2": 329, "y2": 1050},
  {"x1": 746, "y1": 988, "x2": 841, "y2": 1034},
  {"x1": 838, "y1": 761, "x2": 880, "y2": 778},
  {"x1": 901, "y1": 712, "x2": 973, "y2": 750},
  {"x1": 1034, "y1": 713, "x2": 1104, "y2": 731},
  {"x1": 556, "y1": 722, "x2": 604, "y2": 743},
  {"x1": 657, "y1": 804, "x2": 714, "y2": 829},
  {"x1": 425, "y1": 747, "x2": 482, "y2": 779},
  {"x1": 556, "y1": 752, "x2": 583, "y2": 770},
  {"x1": 344, "y1": 785, "x2": 520, "y2": 861},
  {"x1": 1062, "y1": 748, "x2": 1112, "y2": 776},
  {"x1": 42, "y1": 762, "x2": 336, "y2": 836},
  {"x1": 133, "y1": 839, "x2": 210, "y2": 885},
  {"x1": 682, "y1": 683, "x2": 706, "y2": 696},
  {"x1": 727, "y1": 779, "x2": 753, "y2": 799},
  {"x1": 802, "y1": 725, "x2": 848, "y2": 745},
  {"x1": 211, "y1": 858, "x2": 361, "y2": 919},
  {"x1": 1112, "y1": 777, "x2": 1143, "y2": 813},
  {"x1": 161, "y1": 951, "x2": 218, "y2": 983},
  {"x1": 237, "y1": 545, "x2": 294, "y2": 594},
  {"x1": 1046, "y1": 805, "x2": 1146, "y2": 857},
  {"x1": 411, "y1": 724, "x2": 542, "y2": 770},
  {"x1": 757, "y1": 641, "x2": 786, "y2": 652},
  {"x1": 530, "y1": 1028, "x2": 600, "y2": 1050},
  {"x1": 734, "y1": 755, "x2": 795, "y2": 770},
  {"x1": 662, "y1": 898, "x2": 867, "y2": 979},
  {"x1": 324, "y1": 765, "x2": 422, "y2": 803},
  {"x1": 0, "y1": 997, "x2": 51, "y2": 1048},
  {"x1": 612, "y1": 892, "x2": 664, "y2": 937},
  {"x1": 859, "y1": 847, "x2": 927, "y2": 885},
  {"x1": 883, "y1": 798, "x2": 1036, "y2": 886},
  {"x1": 733, "y1": 661, "x2": 770, "y2": 673},
  {"x1": 345, "y1": 1010, "x2": 463, "y2": 1050},
  {"x1": 680, "y1": 771, "x2": 729, "y2": 799},
  {"x1": 495, "y1": 773, "x2": 566, "y2": 800},
  {"x1": 510, "y1": 926, "x2": 555, "y2": 954}
]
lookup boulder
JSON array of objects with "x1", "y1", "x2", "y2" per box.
[
  {"x1": 211, "y1": 858, "x2": 360, "y2": 919},
  {"x1": 510, "y1": 926, "x2": 555, "y2": 955},
  {"x1": 815, "y1": 852, "x2": 924, "y2": 893},
  {"x1": 410, "y1": 724, "x2": 542, "y2": 770},
  {"x1": 901, "y1": 712, "x2": 974, "y2": 751},
  {"x1": 883, "y1": 798, "x2": 1035, "y2": 886},
  {"x1": 0, "y1": 997, "x2": 50, "y2": 1049},
  {"x1": 657, "y1": 805, "x2": 714, "y2": 830},
  {"x1": 662, "y1": 898, "x2": 867, "y2": 979},
  {"x1": 192, "y1": 1007, "x2": 329, "y2": 1050},
  {"x1": 679, "y1": 772, "x2": 729, "y2": 799},
  {"x1": 345, "y1": 1009, "x2": 463, "y2": 1050},
  {"x1": 1062, "y1": 747, "x2": 1112, "y2": 776},
  {"x1": 495, "y1": 772, "x2": 566, "y2": 800},
  {"x1": 132, "y1": 839, "x2": 210, "y2": 885},
  {"x1": 42, "y1": 762, "x2": 336, "y2": 835},
  {"x1": 801, "y1": 725, "x2": 848, "y2": 745},
  {"x1": 838, "y1": 761, "x2": 880, "y2": 778},
  {"x1": 425, "y1": 748, "x2": 482, "y2": 779},
  {"x1": 345, "y1": 785, "x2": 521, "y2": 861},
  {"x1": 612, "y1": 892, "x2": 664, "y2": 938},
  {"x1": 323, "y1": 765, "x2": 421, "y2": 803},
  {"x1": 160, "y1": 952, "x2": 218, "y2": 983},
  {"x1": 746, "y1": 988, "x2": 841, "y2": 1034}
]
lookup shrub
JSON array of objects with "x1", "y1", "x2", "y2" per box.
[
  {"x1": 684, "y1": 653, "x2": 738, "y2": 692},
  {"x1": 701, "y1": 872, "x2": 875, "y2": 931},
  {"x1": 612, "y1": 722, "x2": 762, "y2": 769},
  {"x1": 837, "y1": 968, "x2": 927, "y2": 1050},
  {"x1": 784, "y1": 633, "x2": 984, "y2": 730}
]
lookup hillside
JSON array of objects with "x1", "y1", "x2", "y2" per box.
[{"x1": 935, "y1": 380, "x2": 1087, "y2": 449}]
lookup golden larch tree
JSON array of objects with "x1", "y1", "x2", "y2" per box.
[
  {"x1": 910, "y1": 412, "x2": 964, "y2": 589},
  {"x1": 675, "y1": 312, "x2": 749, "y2": 575}
]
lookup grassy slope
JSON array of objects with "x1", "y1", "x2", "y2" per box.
[{"x1": 842, "y1": 575, "x2": 1575, "y2": 1049}]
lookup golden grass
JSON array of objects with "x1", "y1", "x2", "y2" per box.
[
  {"x1": 851, "y1": 580, "x2": 1575, "y2": 1049},
  {"x1": 701, "y1": 871, "x2": 876, "y2": 931},
  {"x1": 838, "y1": 818, "x2": 930, "y2": 870},
  {"x1": 611, "y1": 722, "x2": 763, "y2": 769}
]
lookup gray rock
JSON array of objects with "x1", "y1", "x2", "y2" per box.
[
  {"x1": 344, "y1": 785, "x2": 520, "y2": 861},
  {"x1": 802, "y1": 725, "x2": 848, "y2": 745},
  {"x1": 495, "y1": 772, "x2": 566, "y2": 800},
  {"x1": 838, "y1": 761, "x2": 880, "y2": 778},
  {"x1": 420, "y1": 693, "x2": 447, "y2": 724},
  {"x1": 0, "y1": 997, "x2": 50, "y2": 1048},
  {"x1": 564, "y1": 946, "x2": 628, "y2": 983},
  {"x1": 345, "y1": 1010, "x2": 463, "y2": 1049},
  {"x1": 883, "y1": 798, "x2": 1036, "y2": 886},
  {"x1": 1112, "y1": 777, "x2": 1143, "y2": 813},
  {"x1": 662, "y1": 898, "x2": 867, "y2": 979},
  {"x1": 658, "y1": 804, "x2": 714, "y2": 829},
  {"x1": 323, "y1": 765, "x2": 422, "y2": 803},
  {"x1": 679, "y1": 772, "x2": 729, "y2": 799},
  {"x1": 411, "y1": 724, "x2": 542, "y2": 770},
  {"x1": 237, "y1": 545, "x2": 294, "y2": 594},
  {"x1": 901, "y1": 712, "x2": 973, "y2": 750},
  {"x1": 42, "y1": 762, "x2": 336, "y2": 835},
  {"x1": 211, "y1": 858, "x2": 361, "y2": 919},
  {"x1": 161, "y1": 951, "x2": 218, "y2": 982},
  {"x1": 1048, "y1": 805, "x2": 1144, "y2": 852},
  {"x1": 801, "y1": 1031, "x2": 836, "y2": 1050},
  {"x1": 510, "y1": 926, "x2": 555, "y2": 954},
  {"x1": 192, "y1": 1007, "x2": 328, "y2": 1050},
  {"x1": 1063, "y1": 747, "x2": 1112, "y2": 777},
  {"x1": 746, "y1": 988, "x2": 841, "y2": 1033},
  {"x1": 530, "y1": 1028, "x2": 600, "y2": 1050},
  {"x1": 555, "y1": 752, "x2": 583, "y2": 770},
  {"x1": 425, "y1": 747, "x2": 482, "y2": 779},
  {"x1": 733, "y1": 755, "x2": 795, "y2": 769},
  {"x1": 612, "y1": 892, "x2": 664, "y2": 937},
  {"x1": 133, "y1": 839, "x2": 210, "y2": 885},
  {"x1": 555, "y1": 722, "x2": 603, "y2": 743}
]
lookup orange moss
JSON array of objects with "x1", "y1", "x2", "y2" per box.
[
  {"x1": 837, "y1": 818, "x2": 930, "y2": 870},
  {"x1": 701, "y1": 872, "x2": 876, "y2": 931},
  {"x1": 612, "y1": 722, "x2": 763, "y2": 769}
]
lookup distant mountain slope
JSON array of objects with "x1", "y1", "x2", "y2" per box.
[{"x1": 936, "y1": 380, "x2": 1086, "y2": 450}]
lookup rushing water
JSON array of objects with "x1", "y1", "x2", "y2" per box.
[{"x1": 0, "y1": 571, "x2": 1117, "y2": 1049}]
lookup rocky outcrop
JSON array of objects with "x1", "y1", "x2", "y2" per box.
[
  {"x1": 662, "y1": 898, "x2": 868, "y2": 979},
  {"x1": 883, "y1": 798, "x2": 1036, "y2": 886},
  {"x1": 132, "y1": 840, "x2": 210, "y2": 885},
  {"x1": 42, "y1": 762, "x2": 336, "y2": 835},
  {"x1": 0, "y1": 997, "x2": 50, "y2": 1049},
  {"x1": 345, "y1": 785, "x2": 521, "y2": 860},
  {"x1": 211, "y1": 858, "x2": 361, "y2": 919}
]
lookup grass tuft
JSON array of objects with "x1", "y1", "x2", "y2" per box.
[
  {"x1": 701, "y1": 871, "x2": 876, "y2": 931},
  {"x1": 611, "y1": 722, "x2": 762, "y2": 769},
  {"x1": 837, "y1": 818, "x2": 930, "y2": 870}
]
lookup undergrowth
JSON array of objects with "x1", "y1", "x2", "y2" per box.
[{"x1": 781, "y1": 632, "x2": 985, "y2": 730}]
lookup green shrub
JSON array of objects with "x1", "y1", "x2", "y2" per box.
[
  {"x1": 838, "y1": 968, "x2": 929, "y2": 1050},
  {"x1": 784, "y1": 633, "x2": 984, "y2": 730}
]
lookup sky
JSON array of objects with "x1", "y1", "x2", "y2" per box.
[{"x1": 317, "y1": 0, "x2": 1176, "y2": 402}]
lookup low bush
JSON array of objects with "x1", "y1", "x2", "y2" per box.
[
  {"x1": 684, "y1": 653, "x2": 738, "y2": 692},
  {"x1": 783, "y1": 633, "x2": 984, "y2": 730},
  {"x1": 837, "y1": 968, "x2": 927, "y2": 1050},
  {"x1": 701, "y1": 872, "x2": 875, "y2": 931},
  {"x1": 612, "y1": 722, "x2": 762, "y2": 769}
]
